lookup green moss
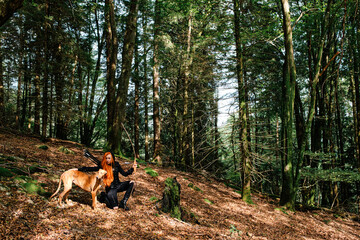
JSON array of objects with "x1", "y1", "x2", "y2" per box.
[
  {"x1": 21, "y1": 182, "x2": 50, "y2": 197},
  {"x1": 149, "y1": 196, "x2": 158, "y2": 202},
  {"x1": 144, "y1": 167, "x2": 159, "y2": 177},
  {"x1": 187, "y1": 182, "x2": 203, "y2": 193},
  {"x1": 0, "y1": 167, "x2": 14, "y2": 177},
  {"x1": 38, "y1": 145, "x2": 49, "y2": 150},
  {"x1": 163, "y1": 177, "x2": 181, "y2": 220},
  {"x1": 171, "y1": 206, "x2": 181, "y2": 219},
  {"x1": 204, "y1": 198, "x2": 213, "y2": 205},
  {"x1": 58, "y1": 146, "x2": 74, "y2": 154}
]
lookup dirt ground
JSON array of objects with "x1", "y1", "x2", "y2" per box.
[{"x1": 0, "y1": 128, "x2": 359, "y2": 239}]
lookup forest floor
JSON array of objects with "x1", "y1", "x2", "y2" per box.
[{"x1": 0, "y1": 128, "x2": 359, "y2": 240}]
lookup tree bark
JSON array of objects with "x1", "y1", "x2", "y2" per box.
[
  {"x1": 143, "y1": 14, "x2": 150, "y2": 162},
  {"x1": 233, "y1": 0, "x2": 252, "y2": 204},
  {"x1": 279, "y1": 0, "x2": 297, "y2": 210},
  {"x1": 105, "y1": 0, "x2": 118, "y2": 151},
  {"x1": 33, "y1": 44, "x2": 41, "y2": 135},
  {"x1": 114, "y1": 0, "x2": 139, "y2": 154},
  {"x1": 41, "y1": 0, "x2": 49, "y2": 138},
  {"x1": 0, "y1": 41, "x2": 4, "y2": 125},
  {"x1": 153, "y1": 0, "x2": 161, "y2": 164}
]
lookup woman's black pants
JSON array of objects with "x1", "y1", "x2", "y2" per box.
[{"x1": 103, "y1": 181, "x2": 134, "y2": 209}]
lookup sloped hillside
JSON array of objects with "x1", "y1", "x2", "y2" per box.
[{"x1": 0, "y1": 128, "x2": 359, "y2": 239}]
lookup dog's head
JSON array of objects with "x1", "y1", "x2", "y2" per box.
[{"x1": 97, "y1": 169, "x2": 107, "y2": 179}]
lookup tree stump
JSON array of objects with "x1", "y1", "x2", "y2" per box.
[{"x1": 161, "y1": 177, "x2": 181, "y2": 219}]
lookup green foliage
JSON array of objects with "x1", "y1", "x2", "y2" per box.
[
  {"x1": 204, "y1": 198, "x2": 213, "y2": 205},
  {"x1": 301, "y1": 167, "x2": 360, "y2": 183},
  {"x1": 144, "y1": 167, "x2": 159, "y2": 177}
]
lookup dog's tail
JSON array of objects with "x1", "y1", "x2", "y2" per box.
[{"x1": 49, "y1": 175, "x2": 63, "y2": 200}]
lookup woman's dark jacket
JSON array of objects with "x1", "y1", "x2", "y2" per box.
[{"x1": 78, "y1": 162, "x2": 134, "y2": 189}]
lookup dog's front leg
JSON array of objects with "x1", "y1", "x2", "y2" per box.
[{"x1": 91, "y1": 191, "x2": 97, "y2": 209}]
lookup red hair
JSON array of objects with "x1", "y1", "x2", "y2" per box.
[{"x1": 101, "y1": 152, "x2": 114, "y2": 187}]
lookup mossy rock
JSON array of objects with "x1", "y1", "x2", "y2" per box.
[
  {"x1": 38, "y1": 145, "x2": 49, "y2": 150},
  {"x1": 58, "y1": 146, "x2": 74, "y2": 154},
  {"x1": 21, "y1": 182, "x2": 51, "y2": 197},
  {"x1": 162, "y1": 177, "x2": 181, "y2": 220},
  {"x1": 144, "y1": 167, "x2": 159, "y2": 177},
  {"x1": 0, "y1": 167, "x2": 14, "y2": 178}
]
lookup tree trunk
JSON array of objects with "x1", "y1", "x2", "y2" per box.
[
  {"x1": 143, "y1": 15, "x2": 150, "y2": 162},
  {"x1": 112, "y1": 0, "x2": 139, "y2": 154},
  {"x1": 153, "y1": 0, "x2": 161, "y2": 164},
  {"x1": 105, "y1": 0, "x2": 118, "y2": 151},
  {"x1": 233, "y1": 0, "x2": 252, "y2": 204},
  {"x1": 181, "y1": 11, "x2": 193, "y2": 170},
  {"x1": 42, "y1": 0, "x2": 49, "y2": 138},
  {"x1": 279, "y1": 0, "x2": 297, "y2": 210},
  {"x1": 16, "y1": 17, "x2": 24, "y2": 129},
  {"x1": 0, "y1": 41, "x2": 4, "y2": 125},
  {"x1": 33, "y1": 45, "x2": 41, "y2": 135}
]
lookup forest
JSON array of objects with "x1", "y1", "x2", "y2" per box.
[{"x1": 0, "y1": 0, "x2": 360, "y2": 219}]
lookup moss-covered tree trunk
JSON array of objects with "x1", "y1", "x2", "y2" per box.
[
  {"x1": 233, "y1": 0, "x2": 252, "y2": 204},
  {"x1": 162, "y1": 177, "x2": 181, "y2": 219}
]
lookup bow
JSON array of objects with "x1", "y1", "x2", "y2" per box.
[
  {"x1": 121, "y1": 122, "x2": 137, "y2": 173},
  {"x1": 83, "y1": 149, "x2": 100, "y2": 165}
]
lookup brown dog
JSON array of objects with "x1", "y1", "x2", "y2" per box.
[{"x1": 50, "y1": 168, "x2": 107, "y2": 209}]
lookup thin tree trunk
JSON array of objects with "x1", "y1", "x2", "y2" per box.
[
  {"x1": 33, "y1": 45, "x2": 41, "y2": 135},
  {"x1": 153, "y1": 0, "x2": 161, "y2": 165},
  {"x1": 181, "y1": 11, "x2": 193, "y2": 169},
  {"x1": 0, "y1": 41, "x2": 4, "y2": 125},
  {"x1": 42, "y1": 0, "x2": 49, "y2": 138},
  {"x1": 143, "y1": 14, "x2": 150, "y2": 162},
  {"x1": 16, "y1": 17, "x2": 24, "y2": 129},
  {"x1": 233, "y1": 0, "x2": 252, "y2": 203}
]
